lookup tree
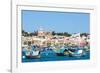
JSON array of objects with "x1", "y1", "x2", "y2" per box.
[
  {"x1": 52, "y1": 31, "x2": 55, "y2": 35},
  {"x1": 80, "y1": 33, "x2": 89, "y2": 37},
  {"x1": 53, "y1": 32, "x2": 71, "y2": 37},
  {"x1": 63, "y1": 32, "x2": 71, "y2": 37}
]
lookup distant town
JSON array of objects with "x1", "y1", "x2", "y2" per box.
[{"x1": 22, "y1": 27, "x2": 90, "y2": 48}]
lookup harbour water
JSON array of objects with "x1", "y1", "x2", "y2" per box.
[{"x1": 22, "y1": 47, "x2": 90, "y2": 62}]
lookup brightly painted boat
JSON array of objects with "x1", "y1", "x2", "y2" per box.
[
  {"x1": 25, "y1": 50, "x2": 40, "y2": 59},
  {"x1": 53, "y1": 46, "x2": 69, "y2": 56},
  {"x1": 23, "y1": 45, "x2": 41, "y2": 59},
  {"x1": 53, "y1": 46, "x2": 85, "y2": 57},
  {"x1": 68, "y1": 47, "x2": 84, "y2": 57}
]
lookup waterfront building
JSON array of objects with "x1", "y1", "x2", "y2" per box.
[{"x1": 22, "y1": 28, "x2": 90, "y2": 48}]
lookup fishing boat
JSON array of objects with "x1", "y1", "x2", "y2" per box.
[
  {"x1": 53, "y1": 46, "x2": 69, "y2": 56},
  {"x1": 26, "y1": 50, "x2": 40, "y2": 59},
  {"x1": 24, "y1": 46, "x2": 41, "y2": 59},
  {"x1": 67, "y1": 47, "x2": 84, "y2": 57},
  {"x1": 53, "y1": 45, "x2": 84, "y2": 57}
]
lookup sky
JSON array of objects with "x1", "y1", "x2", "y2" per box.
[{"x1": 22, "y1": 10, "x2": 90, "y2": 34}]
